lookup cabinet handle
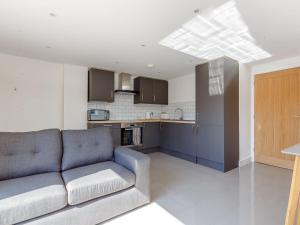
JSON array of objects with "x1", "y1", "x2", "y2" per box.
[
  {"x1": 192, "y1": 125, "x2": 195, "y2": 134},
  {"x1": 196, "y1": 112, "x2": 200, "y2": 122},
  {"x1": 104, "y1": 124, "x2": 113, "y2": 127},
  {"x1": 141, "y1": 91, "x2": 144, "y2": 101},
  {"x1": 196, "y1": 125, "x2": 199, "y2": 134},
  {"x1": 111, "y1": 90, "x2": 114, "y2": 98},
  {"x1": 153, "y1": 95, "x2": 156, "y2": 102}
]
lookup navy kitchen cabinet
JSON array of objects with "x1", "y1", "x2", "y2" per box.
[
  {"x1": 153, "y1": 79, "x2": 168, "y2": 105},
  {"x1": 143, "y1": 122, "x2": 160, "y2": 149},
  {"x1": 88, "y1": 68, "x2": 114, "y2": 102},
  {"x1": 159, "y1": 122, "x2": 197, "y2": 162},
  {"x1": 159, "y1": 123, "x2": 179, "y2": 151},
  {"x1": 176, "y1": 123, "x2": 197, "y2": 157},
  {"x1": 87, "y1": 123, "x2": 121, "y2": 147},
  {"x1": 134, "y1": 77, "x2": 168, "y2": 105},
  {"x1": 195, "y1": 57, "x2": 239, "y2": 172}
]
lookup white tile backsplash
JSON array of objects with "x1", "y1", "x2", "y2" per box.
[
  {"x1": 162, "y1": 101, "x2": 195, "y2": 120},
  {"x1": 88, "y1": 94, "x2": 195, "y2": 120}
]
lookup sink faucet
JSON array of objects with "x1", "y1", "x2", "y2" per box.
[{"x1": 174, "y1": 108, "x2": 184, "y2": 120}]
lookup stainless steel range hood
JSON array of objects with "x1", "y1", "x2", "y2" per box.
[{"x1": 114, "y1": 73, "x2": 138, "y2": 94}]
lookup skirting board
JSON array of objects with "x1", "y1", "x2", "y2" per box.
[{"x1": 239, "y1": 156, "x2": 252, "y2": 167}]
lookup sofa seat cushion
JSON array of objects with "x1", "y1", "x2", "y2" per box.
[
  {"x1": 62, "y1": 161, "x2": 135, "y2": 205},
  {"x1": 0, "y1": 173, "x2": 67, "y2": 225}
]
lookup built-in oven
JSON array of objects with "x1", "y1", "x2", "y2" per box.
[{"x1": 121, "y1": 122, "x2": 143, "y2": 148}]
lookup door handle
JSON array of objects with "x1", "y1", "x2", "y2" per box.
[
  {"x1": 294, "y1": 115, "x2": 300, "y2": 118},
  {"x1": 192, "y1": 125, "x2": 195, "y2": 134}
]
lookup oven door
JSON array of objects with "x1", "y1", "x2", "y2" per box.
[{"x1": 121, "y1": 127, "x2": 143, "y2": 147}]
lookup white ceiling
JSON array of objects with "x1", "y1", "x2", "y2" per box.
[{"x1": 0, "y1": 0, "x2": 299, "y2": 79}]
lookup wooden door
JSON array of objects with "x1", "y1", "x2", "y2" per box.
[{"x1": 255, "y1": 68, "x2": 300, "y2": 169}]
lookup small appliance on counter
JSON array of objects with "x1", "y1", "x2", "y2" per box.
[
  {"x1": 145, "y1": 112, "x2": 154, "y2": 119},
  {"x1": 160, "y1": 112, "x2": 169, "y2": 120},
  {"x1": 87, "y1": 109, "x2": 110, "y2": 121}
]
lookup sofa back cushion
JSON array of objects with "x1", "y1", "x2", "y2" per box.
[
  {"x1": 62, "y1": 127, "x2": 114, "y2": 171},
  {"x1": 0, "y1": 129, "x2": 62, "y2": 180}
]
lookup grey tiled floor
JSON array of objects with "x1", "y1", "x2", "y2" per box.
[{"x1": 104, "y1": 152, "x2": 292, "y2": 225}]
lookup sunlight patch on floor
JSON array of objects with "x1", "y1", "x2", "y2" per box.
[{"x1": 103, "y1": 202, "x2": 184, "y2": 225}]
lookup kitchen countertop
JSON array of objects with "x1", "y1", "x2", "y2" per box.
[{"x1": 87, "y1": 119, "x2": 196, "y2": 124}]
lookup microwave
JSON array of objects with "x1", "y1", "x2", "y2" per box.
[{"x1": 87, "y1": 109, "x2": 110, "y2": 121}]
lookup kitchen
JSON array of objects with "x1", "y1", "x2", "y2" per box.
[{"x1": 87, "y1": 57, "x2": 239, "y2": 172}]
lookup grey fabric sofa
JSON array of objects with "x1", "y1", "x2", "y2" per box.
[{"x1": 0, "y1": 128, "x2": 150, "y2": 225}]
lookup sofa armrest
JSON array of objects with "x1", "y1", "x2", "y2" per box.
[{"x1": 114, "y1": 146, "x2": 150, "y2": 201}]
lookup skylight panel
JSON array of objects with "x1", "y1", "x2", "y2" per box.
[{"x1": 159, "y1": 0, "x2": 271, "y2": 63}]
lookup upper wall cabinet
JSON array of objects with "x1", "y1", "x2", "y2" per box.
[
  {"x1": 134, "y1": 77, "x2": 168, "y2": 105},
  {"x1": 88, "y1": 68, "x2": 114, "y2": 102},
  {"x1": 153, "y1": 79, "x2": 168, "y2": 104}
]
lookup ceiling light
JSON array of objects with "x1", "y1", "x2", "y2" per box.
[
  {"x1": 49, "y1": 13, "x2": 56, "y2": 17},
  {"x1": 194, "y1": 9, "x2": 200, "y2": 14},
  {"x1": 159, "y1": 1, "x2": 271, "y2": 63},
  {"x1": 147, "y1": 64, "x2": 154, "y2": 68},
  {"x1": 45, "y1": 46, "x2": 52, "y2": 49}
]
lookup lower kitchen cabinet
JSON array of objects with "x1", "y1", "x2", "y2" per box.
[
  {"x1": 177, "y1": 123, "x2": 197, "y2": 157},
  {"x1": 159, "y1": 122, "x2": 197, "y2": 162},
  {"x1": 159, "y1": 123, "x2": 179, "y2": 151},
  {"x1": 143, "y1": 123, "x2": 160, "y2": 149},
  {"x1": 196, "y1": 124, "x2": 225, "y2": 171},
  {"x1": 87, "y1": 121, "x2": 199, "y2": 164},
  {"x1": 87, "y1": 123, "x2": 121, "y2": 147}
]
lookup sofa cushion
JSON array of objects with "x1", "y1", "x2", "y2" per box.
[
  {"x1": 0, "y1": 129, "x2": 62, "y2": 180},
  {"x1": 0, "y1": 173, "x2": 67, "y2": 225},
  {"x1": 62, "y1": 161, "x2": 135, "y2": 205},
  {"x1": 62, "y1": 127, "x2": 114, "y2": 171}
]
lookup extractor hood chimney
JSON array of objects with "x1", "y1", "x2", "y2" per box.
[{"x1": 114, "y1": 73, "x2": 138, "y2": 94}]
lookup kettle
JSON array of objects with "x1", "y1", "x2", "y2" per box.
[{"x1": 145, "y1": 112, "x2": 154, "y2": 119}]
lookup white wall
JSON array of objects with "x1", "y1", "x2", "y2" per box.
[
  {"x1": 168, "y1": 73, "x2": 195, "y2": 103},
  {"x1": 251, "y1": 55, "x2": 300, "y2": 75},
  {"x1": 0, "y1": 53, "x2": 64, "y2": 132},
  {"x1": 239, "y1": 64, "x2": 252, "y2": 165},
  {"x1": 63, "y1": 64, "x2": 88, "y2": 129},
  {"x1": 0, "y1": 53, "x2": 88, "y2": 132}
]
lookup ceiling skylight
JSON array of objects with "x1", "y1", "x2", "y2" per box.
[{"x1": 159, "y1": 1, "x2": 271, "y2": 63}]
